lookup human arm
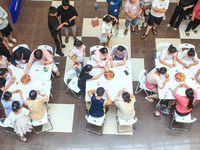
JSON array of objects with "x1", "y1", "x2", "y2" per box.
[
  {"x1": 173, "y1": 83, "x2": 182, "y2": 94},
  {"x1": 39, "y1": 59, "x2": 52, "y2": 64},
  {"x1": 183, "y1": 83, "x2": 197, "y2": 93},
  {"x1": 0, "y1": 77, "x2": 16, "y2": 92},
  {"x1": 173, "y1": 55, "x2": 177, "y2": 67},
  {"x1": 69, "y1": 16, "x2": 77, "y2": 23},
  {"x1": 83, "y1": 48, "x2": 86, "y2": 57},
  {"x1": 36, "y1": 90, "x2": 48, "y2": 98},
  {"x1": 103, "y1": 89, "x2": 112, "y2": 107},
  {"x1": 24, "y1": 61, "x2": 32, "y2": 74},
  {"x1": 88, "y1": 89, "x2": 96, "y2": 98},
  {"x1": 92, "y1": 68, "x2": 105, "y2": 79},
  {"x1": 191, "y1": 11, "x2": 196, "y2": 21},
  {"x1": 68, "y1": 55, "x2": 78, "y2": 63},
  {"x1": 159, "y1": 59, "x2": 173, "y2": 68},
  {"x1": 125, "y1": 12, "x2": 136, "y2": 19},
  {"x1": 183, "y1": 4, "x2": 194, "y2": 11},
  {"x1": 106, "y1": 2, "x2": 109, "y2": 14},
  {"x1": 153, "y1": 7, "x2": 168, "y2": 13},
  {"x1": 112, "y1": 58, "x2": 126, "y2": 67},
  {"x1": 56, "y1": 22, "x2": 68, "y2": 30},
  {"x1": 9, "y1": 53, "x2": 18, "y2": 67},
  {"x1": 195, "y1": 69, "x2": 200, "y2": 83},
  {"x1": 118, "y1": 6, "x2": 122, "y2": 18},
  {"x1": 158, "y1": 74, "x2": 169, "y2": 89},
  {"x1": 57, "y1": 16, "x2": 61, "y2": 24},
  {"x1": 18, "y1": 90, "x2": 24, "y2": 100},
  {"x1": 188, "y1": 60, "x2": 199, "y2": 68},
  {"x1": 6, "y1": 59, "x2": 10, "y2": 66},
  {"x1": 7, "y1": 68, "x2": 14, "y2": 78},
  {"x1": 1, "y1": 7, "x2": 8, "y2": 20}
]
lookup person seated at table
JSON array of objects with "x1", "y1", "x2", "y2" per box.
[
  {"x1": 25, "y1": 90, "x2": 48, "y2": 120},
  {"x1": 93, "y1": 47, "x2": 111, "y2": 72},
  {"x1": 177, "y1": 48, "x2": 199, "y2": 68},
  {"x1": 195, "y1": 69, "x2": 200, "y2": 83},
  {"x1": 1, "y1": 89, "x2": 24, "y2": 117},
  {"x1": 0, "y1": 52, "x2": 10, "y2": 68},
  {"x1": 24, "y1": 49, "x2": 60, "y2": 76},
  {"x1": 78, "y1": 64, "x2": 105, "y2": 93},
  {"x1": 10, "y1": 47, "x2": 31, "y2": 68},
  {"x1": 110, "y1": 45, "x2": 128, "y2": 68},
  {"x1": 159, "y1": 44, "x2": 177, "y2": 68},
  {"x1": 145, "y1": 67, "x2": 169, "y2": 102},
  {"x1": 0, "y1": 68, "x2": 16, "y2": 93},
  {"x1": 168, "y1": 83, "x2": 197, "y2": 116},
  {"x1": 114, "y1": 90, "x2": 136, "y2": 120},
  {"x1": 88, "y1": 87, "x2": 112, "y2": 117}
]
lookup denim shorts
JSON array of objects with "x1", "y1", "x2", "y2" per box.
[{"x1": 125, "y1": 17, "x2": 138, "y2": 27}]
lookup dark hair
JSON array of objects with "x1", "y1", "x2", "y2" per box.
[
  {"x1": 188, "y1": 48, "x2": 195, "y2": 57},
  {"x1": 29, "y1": 90, "x2": 37, "y2": 100},
  {"x1": 62, "y1": 0, "x2": 69, "y2": 6},
  {"x1": 74, "y1": 39, "x2": 83, "y2": 47},
  {"x1": 3, "y1": 91, "x2": 12, "y2": 101},
  {"x1": 14, "y1": 49, "x2": 23, "y2": 60},
  {"x1": 0, "y1": 90, "x2": 3, "y2": 98},
  {"x1": 79, "y1": 64, "x2": 93, "y2": 79},
  {"x1": 186, "y1": 88, "x2": 195, "y2": 109},
  {"x1": 99, "y1": 48, "x2": 108, "y2": 54},
  {"x1": 122, "y1": 92, "x2": 131, "y2": 103},
  {"x1": 168, "y1": 44, "x2": 177, "y2": 53},
  {"x1": 97, "y1": 87, "x2": 104, "y2": 96},
  {"x1": 49, "y1": 6, "x2": 57, "y2": 14},
  {"x1": 103, "y1": 15, "x2": 112, "y2": 23},
  {"x1": 12, "y1": 101, "x2": 20, "y2": 112},
  {"x1": 117, "y1": 45, "x2": 126, "y2": 52},
  {"x1": 156, "y1": 67, "x2": 167, "y2": 74},
  {"x1": 0, "y1": 69, "x2": 6, "y2": 76},
  {"x1": 34, "y1": 49, "x2": 43, "y2": 60}
]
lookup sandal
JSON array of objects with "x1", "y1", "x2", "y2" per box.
[
  {"x1": 20, "y1": 137, "x2": 27, "y2": 142},
  {"x1": 10, "y1": 38, "x2": 17, "y2": 43},
  {"x1": 152, "y1": 28, "x2": 157, "y2": 35},
  {"x1": 141, "y1": 33, "x2": 148, "y2": 39},
  {"x1": 8, "y1": 43, "x2": 14, "y2": 48},
  {"x1": 185, "y1": 31, "x2": 190, "y2": 37},
  {"x1": 193, "y1": 29, "x2": 198, "y2": 34},
  {"x1": 124, "y1": 29, "x2": 128, "y2": 36},
  {"x1": 145, "y1": 96, "x2": 154, "y2": 102},
  {"x1": 132, "y1": 30, "x2": 137, "y2": 36}
]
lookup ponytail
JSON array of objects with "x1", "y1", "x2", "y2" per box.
[
  {"x1": 156, "y1": 67, "x2": 167, "y2": 74},
  {"x1": 186, "y1": 88, "x2": 194, "y2": 109},
  {"x1": 79, "y1": 64, "x2": 93, "y2": 78},
  {"x1": 168, "y1": 44, "x2": 177, "y2": 53},
  {"x1": 99, "y1": 48, "x2": 108, "y2": 54},
  {"x1": 188, "y1": 48, "x2": 195, "y2": 57},
  {"x1": 122, "y1": 92, "x2": 131, "y2": 103}
]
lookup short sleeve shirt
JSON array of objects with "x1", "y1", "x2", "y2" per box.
[
  {"x1": 107, "y1": 0, "x2": 122, "y2": 16},
  {"x1": 147, "y1": 68, "x2": 163, "y2": 88},
  {"x1": 151, "y1": 0, "x2": 169, "y2": 17},
  {"x1": 68, "y1": 44, "x2": 86, "y2": 62},
  {"x1": 93, "y1": 49, "x2": 111, "y2": 66},
  {"x1": 0, "y1": 37, "x2": 5, "y2": 47},
  {"x1": 112, "y1": 47, "x2": 128, "y2": 60},
  {"x1": 48, "y1": 14, "x2": 60, "y2": 35},
  {"x1": 0, "y1": 68, "x2": 8, "y2": 90},
  {"x1": 124, "y1": 0, "x2": 140, "y2": 21},
  {"x1": 29, "y1": 49, "x2": 52, "y2": 63},
  {"x1": 57, "y1": 5, "x2": 78, "y2": 27},
  {"x1": 78, "y1": 72, "x2": 93, "y2": 92},
  {"x1": 159, "y1": 48, "x2": 177, "y2": 60},
  {"x1": 178, "y1": 50, "x2": 198, "y2": 61},
  {"x1": 194, "y1": 1, "x2": 200, "y2": 20}
]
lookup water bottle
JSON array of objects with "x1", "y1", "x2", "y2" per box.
[{"x1": 95, "y1": 3, "x2": 98, "y2": 9}]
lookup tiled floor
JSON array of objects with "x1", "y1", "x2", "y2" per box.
[{"x1": 1, "y1": 0, "x2": 200, "y2": 149}]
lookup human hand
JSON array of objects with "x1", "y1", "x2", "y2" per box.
[
  {"x1": 24, "y1": 69, "x2": 28, "y2": 74},
  {"x1": 8, "y1": 62, "x2": 11, "y2": 66},
  {"x1": 18, "y1": 90, "x2": 22, "y2": 94},
  {"x1": 118, "y1": 14, "x2": 121, "y2": 18},
  {"x1": 183, "y1": 83, "x2": 188, "y2": 87},
  {"x1": 111, "y1": 63, "x2": 115, "y2": 68},
  {"x1": 169, "y1": 64, "x2": 173, "y2": 68},
  {"x1": 183, "y1": 7, "x2": 187, "y2": 10},
  {"x1": 105, "y1": 89, "x2": 108, "y2": 94},
  {"x1": 11, "y1": 75, "x2": 15, "y2": 79},
  {"x1": 16, "y1": 64, "x2": 21, "y2": 68},
  {"x1": 166, "y1": 78, "x2": 169, "y2": 82},
  {"x1": 83, "y1": 52, "x2": 86, "y2": 57},
  {"x1": 184, "y1": 63, "x2": 188, "y2": 68},
  {"x1": 0, "y1": 18, "x2": 2, "y2": 21},
  {"x1": 173, "y1": 62, "x2": 176, "y2": 67},
  {"x1": 20, "y1": 59, "x2": 26, "y2": 63},
  {"x1": 64, "y1": 22, "x2": 68, "y2": 25},
  {"x1": 131, "y1": 15, "x2": 136, "y2": 19},
  {"x1": 118, "y1": 90, "x2": 123, "y2": 94},
  {"x1": 191, "y1": 17, "x2": 195, "y2": 21},
  {"x1": 36, "y1": 90, "x2": 41, "y2": 94},
  {"x1": 165, "y1": 74, "x2": 169, "y2": 78},
  {"x1": 105, "y1": 67, "x2": 109, "y2": 72},
  {"x1": 187, "y1": 64, "x2": 192, "y2": 68},
  {"x1": 110, "y1": 33, "x2": 113, "y2": 36},
  {"x1": 179, "y1": 83, "x2": 183, "y2": 87}
]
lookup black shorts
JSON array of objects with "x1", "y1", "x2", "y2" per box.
[
  {"x1": 109, "y1": 14, "x2": 119, "y2": 26},
  {"x1": 0, "y1": 23, "x2": 13, "y2": 37},
  {"x1": 147, "y1": 13, "x2": 163, "y2": 26}
]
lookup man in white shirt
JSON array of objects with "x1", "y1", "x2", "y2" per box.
[{"x1": 141, "y1": 0, "x2": 169, "y2": 39}]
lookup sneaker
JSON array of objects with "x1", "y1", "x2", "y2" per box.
[
  {"x1": 73, "y1": 36, "x2": 78, "y2": 40},
  {"x1": 173, "y1": 28, "x2": 177, "y2": 30},
  {"x1": 138, "y1": 27, "x2": 141, "y2": 30},
  {"x1": 56, "y1": 51, "x2": 64, "y2": 57},
  {"x1": 62, "y1": 44, "x2": 66, "y2": 48},
  {"x1": 65, "y1": 36, "x2": 69, "y2": 43},
  {"x1": 167, "y1": 23, "x2": 170, "y2": 27},
  {"x1": 143, "y1": 22, "x2": 147, "y2": 27}
]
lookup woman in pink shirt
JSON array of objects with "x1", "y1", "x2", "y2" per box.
[
  {"x1": 185, "y1": 0, "x2": 200, "y2": 36},
  {"x1": 168, "y1": 83, "x2": 197, "y2": 116},
  {"x1": 93, "y1": 47, "x2": 111, "y2": 72}
]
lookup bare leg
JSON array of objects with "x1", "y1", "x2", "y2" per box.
[
  {"x1": 132, "y1": 25, "x2": 135, "y2": 31},
  {"x1": 168, "y1": 100, "x2": 177, "y2": 107},
  {"x1": 145, "y1": 25, "x2": 152, "y2": 35},
  {"x1": 106, "y1": 38, "x2": 111, "y2": 47},
  {"x1": 99, "y1": 43, "x2": 104, "y2": 46},
  {"x1": 125, "y1": 26, "x2": 128, "y2": 31},
  {"x1": 72, "y1": 32, "x2": 76, "y2": 37},
  {"x1": 2, "y1": 37, "x2": 11, "y2": 45},
  {"x1": 153, "y1": 23, "x2": 158, "y2": 30},
  {"x1": 65, "y1": 32, "x2": 69, "y2": 37},
  {"x1": 116, "y1": 23, "x2": 119, "y2": 30}
]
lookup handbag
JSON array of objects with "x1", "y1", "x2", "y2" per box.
[
  {"x1": 72, "y1": 62, "x2": 81, "y2": 71},
  {"x1": 91, "y1": 17, "x2": 99, "y2": 27}
]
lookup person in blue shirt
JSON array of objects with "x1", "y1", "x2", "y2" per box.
[{"x1": 106, "y1": 0, "x2": 122, "y2": 30}]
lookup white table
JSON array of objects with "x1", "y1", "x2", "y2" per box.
[
  {"x1": 85, "y1": 60, "x2": 133, "y2": 101},
  {"x1": 155, "y1": 59, "x2": 200, "y2": 99}
]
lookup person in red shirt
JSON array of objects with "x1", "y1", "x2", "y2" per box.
[
  {"x1": 185, "y1": 0, "x2": 200, "y2": 36},
  {"x1": 168, "y1": 83, "x2": 197, "y2": 116}
]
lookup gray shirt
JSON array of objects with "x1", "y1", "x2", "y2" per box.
[{"x1": 0, "y1": 7, "x2": 9, "y2": 30}]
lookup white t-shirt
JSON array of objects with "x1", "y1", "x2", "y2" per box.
[
  {"x1": 147, "y1": 68, "x2": 163, "y2": 88},
  {"x1": 98, "y1": 21, "x2": 112, "y2": 43},
  {"x1": 178, "y1": 50, "x2": 198, "y2": 61},
  {"x1": 159, "y1": 48, "x2": 177, "y2": 60},
  {"x1": 151, "y1": 0, "x2": 169, "y2": 17}
]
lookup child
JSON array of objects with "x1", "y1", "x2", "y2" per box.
[
  {"x1": 137, "y1": 8, "x2": 145, "y2": 30},
  {"x1": 140, "y1": 0, "x2": 151, "y2": 27},
  {"x1": 68, "y1": 39, "x2": 86, "y2": 76},
  {"x1": 0, "y1": 53, "x2": 10, "y2": 68}
]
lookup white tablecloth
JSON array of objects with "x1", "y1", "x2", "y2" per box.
[
  {"x1": 85, "y1": 60, "x2": 133, "y2": 101},
  {"x1": 155, "y1": 59, "x2": 200, "y2": 99}
]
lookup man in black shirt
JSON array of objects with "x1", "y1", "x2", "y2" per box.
[
  {"x1": 0, "y1": 68, "x2": 16, "y2": 93},
  {"x1": 10, "y1": 47, "x2": 31, "y2": 68},
  {"x1": 57, "y1": 0, "x2": 78, "y2": 43},
  {"x1": 0, "y1": 37, "x2": 11, "y2": 60},
  {"x1": 48, "y1": 6, "x2": 68, "y2": 57}
]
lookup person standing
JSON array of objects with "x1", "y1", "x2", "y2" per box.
[
  {"x1": 0, "y1": 37, "x2": 11, "y2": 61},
  {"x1": 48, "y1": 6, "x2": 66, "y2": 57},
  {"x1": 57, "y1": 0, "x2": 78, "y2": 43},
  {"x1": 0, "y1": 7, "x2": 17, "y2": 48},
  {"x1": 124, "y1": 0, "x2": 140, "y2": 36},
  {"x1": 141, "y1": 0, "x2": 169, "y2": 39},
  {"x1": 106, "y1": 0, "x2": 122, "y2": 31}
]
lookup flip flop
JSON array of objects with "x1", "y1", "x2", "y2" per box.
[
  {"x1": 20, "y1": 137, "x2": 27, "y2": 142},
  {"x1": 185, "y1": 31, "x2": 190, "y2": 37},
  {"x1": 152, "y1": 28, "x2": 157, "y2": 35},
  {"x1": 10, "y1": 38, "x2": 17, "y2": 43},
  {"x1": 8, "y1": 43, "x2": 14, "y2": 47},
  {"x1": 141, "y1": 33, "x2": 148, "y2": 39},
  {"x1": 145, "y1": 96, "x2": 154, "y2": 102},
  {"x1": 124, "y1": 29, "x2": 128, "y2": 36},
  {"x1": 132, "y1": 30, "x2": 137, "y2": 36},
  {"x1": 193, "y1": 29, "x2": 198, "y2": 34}
]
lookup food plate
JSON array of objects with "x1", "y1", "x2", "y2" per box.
[
  {"x1": 175, "y1": 72, "x2": 185, "y2": 82},
  {"x1": 104, "y1": 70, "x2": 115, "y2": 80},
  {"x1": 21, "y1": 75, "x2": 31, "y2": 84}
]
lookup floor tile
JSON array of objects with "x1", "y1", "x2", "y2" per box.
[
  {"x1": 42, "y1": 104, "x2": 75, "y2": 132},
  {"x1": 51, "y1": 1, "x2": 74, "y2": 7},
  {"x1": 131, "y1": 58, "x2": 144, "y2": 81}
]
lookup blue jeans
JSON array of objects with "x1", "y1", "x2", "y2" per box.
[
  {"x1": 76, "y1": 61, "x2": 84, "y2": 76},
  {"x1": 125, "y1": 18, "x2": 138, "y2": 27}
]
